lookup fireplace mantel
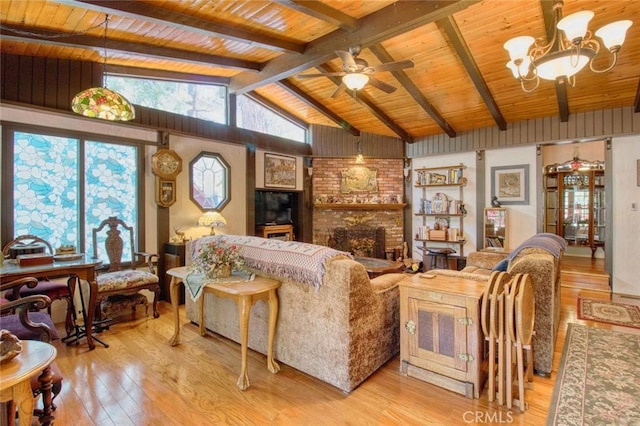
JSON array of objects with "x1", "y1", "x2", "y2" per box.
[{"x1": 314, "y1": 203, "x2": 406, "y2": 210}]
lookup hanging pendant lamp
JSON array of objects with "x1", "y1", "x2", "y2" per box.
[{"x1": 71, "y1": 15, "x2": 135, "y2": 121}]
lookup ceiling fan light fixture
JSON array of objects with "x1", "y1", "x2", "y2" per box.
[
  {"x1": 505, "y1": 1, "x2": 631, "y2": 92},
  {"x1": 342, "y1": 73, "x2": 369, "y2": 91}
]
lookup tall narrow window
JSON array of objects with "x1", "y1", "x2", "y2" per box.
[{"x1": 11, "y1": 130, "x2": 140, "y2": 263}]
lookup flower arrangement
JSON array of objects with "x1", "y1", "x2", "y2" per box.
[
  {"x1": 189, "y1": 238, "x2": 245, "y2": 279},
  {"x1": 350, "y1": 237, "x2": 376, "y2": 255}
]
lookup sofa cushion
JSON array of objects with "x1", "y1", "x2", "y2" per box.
[{"x1": 370, "y1": 273, "x2": 404, "y2": 293}]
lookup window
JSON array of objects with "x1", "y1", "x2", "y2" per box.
[
  {"x1": 9, "y1": 129, "x2": 140, "y2": 263},
  {"x1": 189, "y1": 152, "x2": 230, "y2": 211},
  {"x1": 105, "y1": 75, "x2": 227, "y2": 124},
  {"x1": 237, "y1": 95, "x2": 306, "y2": 143}
]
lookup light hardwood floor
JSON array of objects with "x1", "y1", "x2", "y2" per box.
[{"x1": 42, "y1": 257, "x2": 638, "y2": 426}]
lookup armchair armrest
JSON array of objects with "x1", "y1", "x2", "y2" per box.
[
  {"x1": 1, "y1": 287, "x2": 54, "y2": 343},
  {"x1": 135, "y1": 251, "x2": 159, "y2": 273},
  {"x1": 0, "y1": 276, "x2": 40, "y2": 299}
]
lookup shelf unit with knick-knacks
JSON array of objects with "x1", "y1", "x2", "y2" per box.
[{"x1": 414, "y1": 164, "x2": 467, "y2": 270}]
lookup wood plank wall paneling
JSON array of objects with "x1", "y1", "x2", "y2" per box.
[
  {"x1": 311, "y1": 125, "x2": 404, "y2": 158},
  {"x1": 405, "y1": 106, "x2": 640, "y2": 157}
]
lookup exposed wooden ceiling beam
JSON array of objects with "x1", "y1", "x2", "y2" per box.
[
  {"x1": 230, "y1": 0, "x2": 479, "y2": 94},
  {"x1": 634, "y1": 79, "x2": 640, "y2": 113},
  {"x1": 316, "y1": 64, "x2": 412, "y2": 142},
  {"x1": 276, "y1": 79, "x2": 360, "y2": 136},
  {"x1": 107, "y1": 64, "x2": 231, "y2": 85},
  {"x1": 52, "y1": 0, "x2": 305, "y2": 54},
  {"x1": 0, "y1": 24, "x2": 262, "y2": 71},
  {"x1": 274, "y1": 0, "x2": 359, "y2": 32},
  {"x1": 246, "y1": 91, "x2": 310, "y2": 129},
  {"x1": 368, "y1": 44, "x2": 456, "y2": 139},
  {"x1": 541, "y1": 0, "x2": 569, "y2": 122},
  {"x1": 438, "y1": 17, "x2": 507, "y2": 131}
]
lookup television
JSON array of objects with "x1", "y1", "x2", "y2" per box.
[{"x1": 255, "y1": 191, "x2": 295, "y2": 226}]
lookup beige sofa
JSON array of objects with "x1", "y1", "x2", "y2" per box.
[
  {"x1": 427, "y1": 235, "x2": 565, "y2": 375},
  {"x1": 184, "y1": 235, "x2": 403, "y2": 393}
]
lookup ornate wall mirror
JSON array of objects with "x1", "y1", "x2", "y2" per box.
[{"x1": 189, "y1": 152, "x2": 230, "y2": 211}]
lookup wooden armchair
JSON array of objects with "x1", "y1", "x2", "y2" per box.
[
  {"x1": 0, "y1": 277, "x2": 63, "y2": 424},
  {"x1": 92, "y1": 216, "x2": 160, "y2": 320},
  {"x1": 2, "y1": 235, "x2": 73, "y2": 333}
]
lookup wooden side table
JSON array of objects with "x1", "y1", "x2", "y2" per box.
[
  {"x1": 0, "y1": 340, "x2": 57, "y2": 426},
  {"x1": 167, "y1": 267, "x2": 281, "y2": 390}
]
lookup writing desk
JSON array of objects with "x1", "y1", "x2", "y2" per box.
[{"x1": 0, "y1": 257, "x2": 103, "y2": 350}]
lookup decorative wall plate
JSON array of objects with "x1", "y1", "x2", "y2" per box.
[{"x1": 431, "y1": 193, "x2": 449, "y2": 214}]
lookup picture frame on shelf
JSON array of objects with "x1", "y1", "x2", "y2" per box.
[
  {"x1": 491, "y1": 164, "x2": 529, "y2": 205},
  {"x1": 265, "y1": 153, "x2": 296, "y2": 189}
]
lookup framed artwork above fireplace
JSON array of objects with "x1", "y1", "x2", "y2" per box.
[{"x1": 340, "y1": 166, "x2": 378, "y2": 193}]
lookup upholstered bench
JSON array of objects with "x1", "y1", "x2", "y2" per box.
[{"x1": 101, "y1": 293, "x2": 148, "y2": 318}]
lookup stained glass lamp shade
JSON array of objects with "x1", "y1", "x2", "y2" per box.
[
  {"x1": 71, "y1": 87, "x2": 135, "y2": 121},
  {"x1": 198, "y1": 211, "x2": 227, "y2": 235}
]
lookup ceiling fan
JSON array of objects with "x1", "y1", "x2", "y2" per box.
[{"x1": 297, "y1": 46, "x2": 414, "y2": 98}]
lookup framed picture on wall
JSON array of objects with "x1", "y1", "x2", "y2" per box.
[
  {"x1": 491, "y1": 164, "x2": 529, "y2": 205},
  {"x1": 265, "y1": 153, "x2": 296, "y2": 189}
]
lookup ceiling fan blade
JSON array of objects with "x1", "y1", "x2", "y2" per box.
[
  {"x1": 297, "y1": 72, "x2": 345, "y2": 79},
  {"x1": 336, "y1": 50, "x2": 358, "y2": 71},
  {"x1": 368, "y1": 77, "x2": 397, "y2": 94},
  {"x1": 370, "y1": 59, "x2": 415, "y2": 73},
  {"x1": 331, "y1": 83, "x2": 347, "y2": 98}
]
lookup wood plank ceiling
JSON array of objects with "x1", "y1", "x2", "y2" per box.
[{"x1": 1, "y1": 0, "x2": 639, "y2": 142}]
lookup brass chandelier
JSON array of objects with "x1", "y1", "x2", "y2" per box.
[{"x1": 504, "y1": 0, "x2": 632, "y2": 93}]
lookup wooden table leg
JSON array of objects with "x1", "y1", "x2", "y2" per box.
[
  {"x1": 85, "y1": 279, "x2": 98, "y2": 351},
  {"x1": 169, "y1": 276, "x2": 182, "y2": 346},
  {"x1": 13, "y1": 380, "x2": 34, "y2": 426},
  {"x1": 267, "y1": 289, "x2": 280, "y2": 374},
  {"x1": 236, "y1": 296, "x2": 251, "y2": 391},
  {"x1": 198, "y1": 291, "x2": 206, "y2": 336}
]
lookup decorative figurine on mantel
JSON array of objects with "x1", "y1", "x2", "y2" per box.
[{"x1": 491, "y1": 196, "x2": 502, "y2": 207}]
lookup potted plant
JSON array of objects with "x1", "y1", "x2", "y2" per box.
[{"x1": 350, "y1": 237, "x2": 376, "y2": 257}]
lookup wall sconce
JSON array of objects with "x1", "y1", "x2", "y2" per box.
[
  {"x1": 403, "y1": 158, "x2": 411, "y2": 183},
  {"x1": 308, "y1": 167, "x2": 313, "y2": 177},
  {"x1": 355, "y1": 140, "x2": 364, "y2": 164}
]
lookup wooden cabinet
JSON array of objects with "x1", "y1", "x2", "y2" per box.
[
  {"x1": 256, "y1": 224, "x2": 294, "y2": 241},
  {"x1": 544, "y1": 166, "x2": 605, "y2": 257},
  {"x1": 400, "y1": 274, "x2": 486, "y2": 399},
  {"x1": 483, "y1": 207, "x2": 508, "y2": 249},
  {"x1": 162, "y1": 242, "x2": 185, "y2": 304},
  {"x1": 413, "y1": 164, "x2": 467, "y2": 267}
]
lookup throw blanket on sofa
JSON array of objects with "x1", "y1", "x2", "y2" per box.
[
  {"x1": 191, "y1": 235, "x2": 351, "y2": 290},
  {"x1": 508, "y1": 233, "x2": 568, "y2": 261}
]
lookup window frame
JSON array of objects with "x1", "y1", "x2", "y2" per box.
[
  {"x1": 236, "y1": 94, "x2": 308, "y2": 143},
  {"x1": 1, "y1": 123, "x2": 149, "y2": 256}
]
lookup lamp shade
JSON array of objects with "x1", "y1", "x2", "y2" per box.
[
  {"x1": 534, "y1": 48, "x2": 594, "y2": 80},
  {"x1": 595, "y1": 20, "x2": 633, "y2": 50},
  {"x1": 198, "y1": 211, "x2": 227, "y2": 235},
  {"x1": 503, "y1": 36, "x2": 535, "y2": 61},
  {"x1": 557, "y1": 11, "x2": 594, "y2": 43},
  {"x1": 342, "y1": 73, "x2": 369, "y2": 91},
  {"x1": 71, "y1": 87, "x2": 135, "y2": 121}
]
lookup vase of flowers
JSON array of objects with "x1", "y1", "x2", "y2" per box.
[
  {"x1": 350, "y1": 237, "x2": 376, "y2": 257},
  {"x1": 190, "y1": 238, "x2": 244, "y2": 279}
]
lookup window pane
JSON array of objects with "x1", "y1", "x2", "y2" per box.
[
  {"x1": 105, "y1": 75, "x2": 227, "y2": 124},
  {"x1": 85, "y1": 142, "x2": 138, "y2": 262},
  {"x1": 237, "y1": 95, "x2": 306, "y2": 143},
  {"x1": 13, "y1": 132, "x2": 80, "y2": 249}
]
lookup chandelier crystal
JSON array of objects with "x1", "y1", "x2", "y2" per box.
[
  {"x1": 71, "y1": 15, "x2": 135, "y2": 121},
  {"x1": 504, "y1": 1, "x2": 632, "y2": 92}
]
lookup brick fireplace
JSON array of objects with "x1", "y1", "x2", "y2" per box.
[{"x1": 311, "y1": 158, "x2": 405, "y2": 257}]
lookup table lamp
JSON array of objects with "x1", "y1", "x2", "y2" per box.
[{"x1": 197, "y1": 211, "x2": 227, "y2": 235}]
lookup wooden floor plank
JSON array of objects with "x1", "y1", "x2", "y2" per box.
[{"x1": 28, "y1": 262, "x2": 636, "y2": 426}]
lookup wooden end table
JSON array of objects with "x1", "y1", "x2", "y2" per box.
[
  {"x1": 167, "y1": 267, "x2": 281, "y2": 390},
  {"x1": 0, "y1": 341, "x2": 57, "y2": 426}
]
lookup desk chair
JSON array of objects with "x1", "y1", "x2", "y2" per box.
[
  {"x1": 0, "y1": 277, "x2": 63, "y2": 424},
  {"x1": 2, "y1": 235, "x2": 73, "y2": 333},
  {"x1": 91, "y1": 217, "x2": 160, "y2": 324}
]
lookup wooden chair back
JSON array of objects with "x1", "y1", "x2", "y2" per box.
[
  {"x1": 2, "y1": 235, "x2": 53, "y2": 258},
  {"x1": 92, "y1": 216, "x2": 137, "y2": 272}
]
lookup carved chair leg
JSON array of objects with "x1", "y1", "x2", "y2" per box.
[
  {"x1": 36, "y1": 365, "x2": 55, "y2": 426},
  {"x1": 152, "y1": 286, "x2": 160, "y2": 318}
]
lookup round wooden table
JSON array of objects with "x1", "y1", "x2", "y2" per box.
[{"x1": 0, "y1": 340, "x2": 57, "y2": 426}]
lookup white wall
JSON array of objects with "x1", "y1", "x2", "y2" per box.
[
  {"x1": 411, "y1": 152, "x2": 476, "y2": 261},
  {"x1": 485, "y1": 145, "x2": 538, "y2": 248},
  {"x1": 611, "y1": 135, "x2": 640, "y2": 296}
]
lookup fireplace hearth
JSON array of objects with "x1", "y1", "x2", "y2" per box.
[{"x1": 330, "y1": 226, "x2": 386, "y2": 259}]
